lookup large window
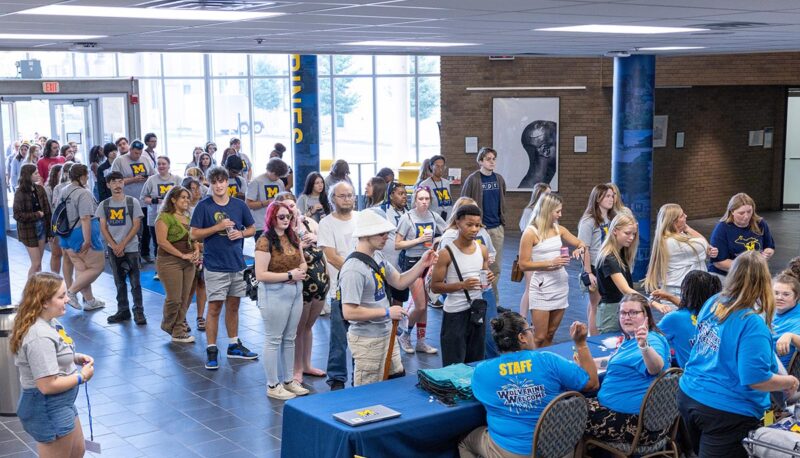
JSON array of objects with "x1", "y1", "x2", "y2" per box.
[{"x1": 0, "y1": 52, "x2": 440, "y2": 177}]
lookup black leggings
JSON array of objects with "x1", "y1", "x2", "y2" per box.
[{"x1": 678, "y1": 388, "x2": 761, "y2": 458}]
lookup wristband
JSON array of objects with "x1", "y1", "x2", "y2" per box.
[
  {"x1": 385, "y1": 308, "x2": 390, "y2": 318},
  {"x1": 77, "y1": 374, "x2": 83, "y2": 385},
  {"x1": 638, "y1": 342, "x2": 649, "y2": 349}
]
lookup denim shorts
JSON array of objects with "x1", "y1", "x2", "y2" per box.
[
  {"x1": 17, "y1": 385, "x2": 79, "y2": 443},
  {"x1": 34, "y1": 220, "x2": 46, "y2": 240}
]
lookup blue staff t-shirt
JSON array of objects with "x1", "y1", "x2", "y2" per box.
[
  {"x1": 597, "y1": 332, "x2": 670, "y2": 415},
  {"x1": 480, "y1": 173, "x2": 501, "y2": 229},
  {"x1": 680, "y1": 293, "x2": 776, "y2": 418},
  {"x1": 708, "y1": 220, "x2": 775, "y2": 275},
  {"x1": 658, "y1": 308, "x2": 698, "y2": 368},
  {"x1": 190, "y1": 195, "x2": 255, "y2": 272},
  {"x1": 471, "y1": 350, "x2": 589, "y2": 456},
  {"x1": 773, "y1": 304, "x2": 800, "y2": 368}
]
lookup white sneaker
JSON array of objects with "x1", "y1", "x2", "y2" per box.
[
  {"x1": 67, "y1": 292, "x2": 82, "y2": 310},
  {"x1": 267, "y1": 384, "x2": 296, "y2": 400},
  {"x1": 397, "y1": 333, "x2": 415, "y2": 354},
  {"x1": 83, "y1": 299, "x2": 106, "y2": 311},
  {"x1": 171, "y1": 334, "x2": 196, "y2": 343},
  {"x1": 415, "y1": 340, "x2": 439, "y2": 354},
  {"x1": 283, "y1": 380, "x2": 309, "y2": 396}
]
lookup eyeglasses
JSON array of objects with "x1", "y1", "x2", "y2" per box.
[
  {"x1": 620, "y1": 310, "x2": 644, "y2": 318},
  {"x1": 335, "y1": 194, "x2": 355, "y2": 200},
  {"x1": 277, "y1": 214, "x2": 292, "y2": 221}
]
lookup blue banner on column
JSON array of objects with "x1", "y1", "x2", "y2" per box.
[
  {"x1": 291, "y1": 55, "x2": 319, "y2": 196},
  {"x1": 611, "y1": 55, "x2": 655, "y2": 281},
  {"x1": 0, "y1": 204, "x2": 10, "y2": 306}
]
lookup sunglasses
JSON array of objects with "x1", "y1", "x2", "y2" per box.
[{"x1": 277, "y1": 214, "x2": 293, "y2": 221}]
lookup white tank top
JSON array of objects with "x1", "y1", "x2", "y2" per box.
[{"x1": 443, "y1": 241, "x2": 484, "y2": 313}]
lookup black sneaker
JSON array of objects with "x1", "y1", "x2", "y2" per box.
[
  {"x1": 205, "y1": 346, "x2": 219, "y2": 370},
  {"x1": 107, "y1": 310, "x2": 131, "y2": 324},
  {"x1": 133, "y1": 310, "x2": 147, "y2": 325},
  {"x1": 226, "y1": 339, "x2": 258, "y2": 360},
  {"x1": 329, "y1": 381, "x2": 345, "y2": 391}
]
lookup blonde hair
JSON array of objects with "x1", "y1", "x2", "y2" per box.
[
  {"x1": 720, "y1": 193, "x2": 763, "y2": 235},
  {"x1": 714, "y1": 250, "x2": 774, "y2": 326},
  {"x1": 446, "y1": 197, "x2": 478, "y2": 230},
  {"x1": 528, "y1": 193, "x2": 562, "y2": 240},
  {"x1": 644, "y1": 204, "x2": 705, "y2": 292},
  {"x1": 597, "y1": 212, "x2": 639, "y2": 272},
  {"x1": 10, "y1": 273, "x2": 65, "y2": 354}
]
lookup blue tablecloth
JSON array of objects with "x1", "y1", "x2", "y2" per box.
[{"x1": 282, "y1": 340, "x2": 613, "y2": 458}]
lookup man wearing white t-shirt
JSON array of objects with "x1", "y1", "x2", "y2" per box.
[{"x1": 317, "y1": 181, "x2": 358, "y2": 390}]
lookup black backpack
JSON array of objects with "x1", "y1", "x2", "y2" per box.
[{"x1": 51, "y1": 189, "x2": 81, "y2": 237}]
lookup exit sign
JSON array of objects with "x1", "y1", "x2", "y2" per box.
[{"x1": 42, "y1": 81, "x2": 60, "y2": 93}]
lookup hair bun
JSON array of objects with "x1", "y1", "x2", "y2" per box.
[{"x1": 490, "y1": 317, "x2": 505, "y2": 333}]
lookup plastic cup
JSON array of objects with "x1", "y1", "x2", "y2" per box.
[
  {"x1": 479, "y1": 269, "x2": 490, "y2": 290},
  {"x1": 560, "y1": 246, "x2": 570, "y2": 258},
  {"x1": 423, "y1": 228, "x2": 433, "y2": 248}
]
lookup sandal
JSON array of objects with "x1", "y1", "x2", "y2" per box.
[{"x1": 196, "y1": 317, "x2": 206, "y2": 331}]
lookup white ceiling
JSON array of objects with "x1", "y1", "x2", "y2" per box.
[{"x1": 1, "y1": 0, "x2": 800, "y2": 56}]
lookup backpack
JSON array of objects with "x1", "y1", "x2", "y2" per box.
[
  {"x1": 51, "y1": 188, "x2": 81, "y2": 237},
  {"x1": 101, "y1": 196, "x2": 135, "y2": 224}
]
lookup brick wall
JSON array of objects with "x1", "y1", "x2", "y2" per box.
[{"x1": 442, "y1": 53, "x2": 795, "y2": 232}]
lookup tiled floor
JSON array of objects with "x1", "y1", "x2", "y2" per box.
[{"x1": 0, "y1": 211, "x2": 797, "y2": 457}]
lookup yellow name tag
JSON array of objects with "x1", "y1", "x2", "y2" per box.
[{"x1": 764, "y1": 410, "x2": 775, "y2": 426}]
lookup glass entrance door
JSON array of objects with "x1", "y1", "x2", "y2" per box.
[{"x1": 50, "y1": 99, "x2": 98, "y2": 164}]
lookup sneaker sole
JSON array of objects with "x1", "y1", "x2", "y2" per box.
[
  {"x1": 172, "y1": 337, "x2": 195, "y2": 343},
  {"x1": 397, "y1": 338, "x2": 415, "y2": 354},
  {"x1": 227, "y1": 354, "x2": 258, "y2": 360},
  {"x1": 416, "y1": 348, "x2": 439, "y2": 354},
  {"x1": 267, "y1": 394, "x2": 296, "y2": 400},
  {"x1": 205, "y1": 363, "x2": 219, "y2": 370},
  {"x1": 83, "y1": 304, "x2": 106, "y2": 311}
]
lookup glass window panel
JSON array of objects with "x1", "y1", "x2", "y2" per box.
[
  {"x1": 162, "y1": 53, "x2": 204, "y2": 77},
  {"x1": 318, "y1": 77, "x2": 333, "y2": 161},
  {"x1": 334, "y1": 77, "x2": 374, "y2": 187},
  {"x1": 252, "y1": 77, "x2": 291, "y2": 174},
  {"x1": 333, "y1": 55, "x2": 372, "y2": 75},
  {"x1": 138, "y1": 79, "x2": 164, "y2": 146},
  {"x1": 28, "y1": 52, "x2": 73, "y2": 78},
  {"x1": 318, "y1": 55, "x2": 331, "y2": 76},
  {"x1": 376, "y1": 77, "x2": 415, "y2": 172},
  {"x1": 416, "y1": 76, "x2": 441, "y2": 159},
  {"x1": 211, "y1": 78, "x2": 253, "y2": 169},
  {"x1": 0, "y1": 52, "x2": 31, "y2": 78},
  {"x1": 118, "y1": 53, "x2": 162, "y2": 77},
  {"x1": 74, "y1": 53, "x2": 116, "y2": 77},
  {"x1": 100, "y1": 96, "x2": 127, "y2": 144},
  {"x1": 375, "y1": 56, "x2": 414, "y2": 75},
  {"x1": 251, "y1": 54, "x2": 289, "y2": 76},
  {"x1": 211, "y1": 53, "x2": 248, "y2": 77},
  {"x1": 164, "y1": 79, "x2": 206, "y2": 170},
  {"x1": 417, "y1": 56, "x2": 440, "y2": 74}
]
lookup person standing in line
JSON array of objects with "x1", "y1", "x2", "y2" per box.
[
  {"x1": 324, "y1": 159, "x2": 352, "y2": 190},
  {"x1": 518, "y1": 183, "x2": 551, "y2": 322},
  {"x1": 269, "y1": 143, "x2": 293, "y2": 190},
  {"x1": 376, "y1": 167, "x2": 394, "y2": 184},
  {"x1": 11, "y1": 273, "x2": 95, "y2": 458},
  {"x1": 577, "y1": 184, "x2": 616, "y2": 335},
  {"x1": 53, "y1": 162, "x2": 77, "y2": 292},
  {"x1": 190, "y1": 166, "x2": 258, "y2": 370},
  {"x1": 183, "y1": 177, "x2": 207, "y2": 332},
  {"x1": 415, "y1": 158, "x2": 432, "y2": 187},
  {"x1": 205, "y1": 141, "x2": 218, "y2": 165},
  {"x1": 518, "y1": 193, "x2": 589, "y2": 348},
  {"x1": 45, "y1": 164, "x2": 66, "y2": 277},
  {"x1": 156, "y1": 186, "x2": 200, "y2": 343},
  {"x1": 364, "y1": 177, "x2": 388, "y2": 209},
  {"x1": 419, "y1": 155, "x2": 454, "y2": 221},
  {"x1": 254, "y1": 201, "x2": 310, "y2": 399},
  {"x1": 246, "y1": 157, "x2": 286, "y2": 239},
  {"x1": 115, "y1": 137, "x2": 130, "y2": 156},
  {"x1": 95, "y1": 143, "x2": 118, "y2": 202},
  {"x1": 87, "y1": 145, "x2": 104, "y2": 201},
  {"x1": 296, "y1": 172, "x2": 330, "y2": 223},
  {"x1": 97, "y1": 172, "x2": 144, "y2": 325},
  {"x1": 37, "y1": 139, "x2": 66, "y2": 183},
  {"x1": 383, "y1": 181, "x2": 410, "y2": 308},
  {"x1": 25, "y1": 144, "x2": 41, "y2": 166},
  {"x1": 594, "y1": 213, "x2": 641, "y2": 334},
  {"x1": 709, "y1": 193, "x2": 775, "y2": 278},
  {"x1": 228, "y1": 137, "x2": 253, "y2": 181},
  {"x1": 143, "y1": 133, "x2": 158, "y2": 169},
  {"x1": 679, "y1": 251, "x2": 799, "y2": 457},
  {"x1": 460, "y1": 147, "x2": 506, "y2": 303},
  {"x1": 7, "y1": 141, "x2": 28, "y2": 192},
  {"x1": 340, "y1": 210, "x2": 438, "y2": 386},
  {"x1": 318, "y1": 181, "x2": 358, "y2": 390},
  {"x1": 14, "y1": 164, "x2": 52, "y2": 278},
  {"x1": 140, "y1": 155, "x2": 181, "y2": 277},
  {"x1": 111, "y1": 140, "x2": 155, "y2": 263}
]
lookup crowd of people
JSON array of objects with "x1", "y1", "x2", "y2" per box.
[{"x1": 6, "y1": 137, "x2": 799, "y2": 457}]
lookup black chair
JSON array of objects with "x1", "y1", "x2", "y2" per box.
[{"x1": 531, "y1": 391, "x2": 588, "y2": 458}]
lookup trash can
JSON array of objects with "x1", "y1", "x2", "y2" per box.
[{"x1": 0, "y1": 306, "x2": 20, "y2": 416}]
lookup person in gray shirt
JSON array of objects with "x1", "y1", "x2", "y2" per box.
[
  {"x1": 340, "y1": 210, "x2": 438, "y2": 386},
  {"x1": 111, "y1": 140, "x2": 155, "y2": 262},
  {"x1": 418, "y1": 155, "x2": 454, "y2": 220},
  {"x1": 246, "y1": 157, "x2": 286, "y2": 238},
  {"x1": 140, "y1": 156, "x2": 181, "y2": 258}
]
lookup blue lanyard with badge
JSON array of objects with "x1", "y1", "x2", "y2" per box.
[{"x1": 57, "y1": 324, "x2": 101, "y2": 453}]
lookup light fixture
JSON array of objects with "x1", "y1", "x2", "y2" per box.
[
  {"x1": 0, "y1": 33, "x2": 106, "y2": 40},
  {"x1": 16, "y1": 5, "x2": 282, "y2": 21},
  {"x1": 535, "y1": 25, "x2": 707, "y2": 34},
  {"x1": 345, "y1": 40, "x2": 477, "y2": 47},
  {"x1": 637, "y1": 46, "x2": 706, "y2": 51}
]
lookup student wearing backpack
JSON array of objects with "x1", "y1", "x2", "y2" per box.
[
  {"x1": 223, "y1": 154, "x2": 248, "y2": 201},
  {"x1": 340, "y1": 210, "x2": 438, "y2": 386},
  {"x1": 97, "y1": 171, "x2": 145, "y2": 325}
]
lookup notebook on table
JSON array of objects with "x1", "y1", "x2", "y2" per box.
[{"x1": 333, "y1": 404, "x2": 401, "y2": 426}]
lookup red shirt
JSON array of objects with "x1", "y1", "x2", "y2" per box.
[{"x1": 37, "y1": 156, "x2": 66, "y2": 183}]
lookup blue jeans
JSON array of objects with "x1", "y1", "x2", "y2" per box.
[
  {"x1": 326, "y1": 297, "x2": 350, "y2": 386},
  {"x1": 257, "y1": 282, "x2": 304, "y2": 387}
]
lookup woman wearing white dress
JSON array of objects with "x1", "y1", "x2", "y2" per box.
[
  {"x1": 645, "y1": 203, "x2": 718, "y2": 299},
  {"x1": 518, "y1": 193, "x2": 589, "y2": 348}
]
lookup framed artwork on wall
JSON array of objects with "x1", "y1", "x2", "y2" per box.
[
  {"x1": 492, "y1": 97, "x2": 559, "y2": 192},
  {"x1": 653, "y1": 115, "x2": 668, "y2": 148}
]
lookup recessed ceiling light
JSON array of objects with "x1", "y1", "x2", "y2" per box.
[
  {"x1": 345, "y1": 41, "x2": 477, "y2": 47},
  {"x1": 535, "y1": 25, "x2": 707, "y2": 34},
  {"x1": 16, "y1": 5, "x2": 282, "y2": 21},
  {"x1": 638, "y1": 46, "x2": 706, "y2": 50},
  {"x1": 0, "y1": 33, "x2": 106, "y2": 40}
]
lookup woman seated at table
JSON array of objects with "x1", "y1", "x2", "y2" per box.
[
  {"x1": 772, "y1": 272, "x2": 800, "y2": 368},
  {"x1": 709, "y1": 192, "x2": 775, "y2": 278},
  {"x1": 459, "y1": 312, "x2": 598, "y2": 458},
  {"x1": 585, "y1": 293, "x2": 670, "y2": 446},
  {"x1": 653, "y1": 270, "x2": 722, "y2": 368}
]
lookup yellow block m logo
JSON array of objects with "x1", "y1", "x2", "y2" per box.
[
  {"x1": 131, "y1": 163, "x2": 146, "y2": 175},
  {"x1": 109, "y1": 208, "x2": 124, "y2": 220}
]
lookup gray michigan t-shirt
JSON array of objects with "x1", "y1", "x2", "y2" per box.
[
  {"x1": 246, "y1": 174, "x2": 285, "y2": 230},
  {"x1": 62, "y1": 183, "x2": 96, "y2": 227},
  {"x1": 15, "y1": 318, "x2": 78, "y2": 390},
  {"x1": 140, "y1": 174, "x2": 181, "y2": 226},
  {"x1": 96, "y1": 196, "x2": 144, "y2": 253},
  {"x1": 339, "y1": 251, "x2": 397, "y2": 338},
  {"x1": 396, "y1": 210, "x2": 446, "y2": 258},
  {"x1": 111, "y1": 154, "x2": 154, "y2": 200}
]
